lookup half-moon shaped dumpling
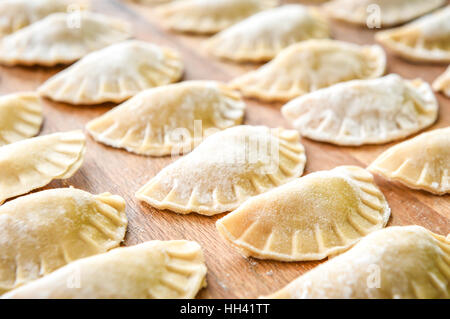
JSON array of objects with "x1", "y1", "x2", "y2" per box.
[
  {"x1": 376, "y1": 6, "x2": 450, "y2": 63},
  {"x1": 230, "y1": 40, "x2": 386, "y2": 102},
  {"x1": 0, "y1": 12, "x2": 131, "y2": 66},
  {"x1": 0, "y1": 92, "x2": 43, "y2": 146},
  {"x1": 323, "y1": 0, "x2": 446, "y2": 27},
  {"x1": 217, "y1": 166, "x2": 390, "y2": 261},
  {"x1": 0, "y1": 188, "x2": 127, "y2": 295},
  {"x1": 86, "y1": 81, "x2": 245, "y2": 156},
  {"x1": 264, "y1": 226, "x2": 450, "y2": 299},
  {"x1": 0, "y1": 130, "x2": 86, "y2": 204},
  {"x1": 38, "y1": 40, "x2": 183, "y2": 105},
  {"x1": 155, "y1": 0, "x2": 278, "y2": 34},
  {"x1": 282, "y1": 74, "x2": 439, "y2": 146},
  {"x1": 204, "y1": 5, "x2": 330, "y2": 62},
  {"x1": 368, "y1": 127, "x2": 449, "y2": 195},
  {"x1": 0, "y1": 0, "x2": 89, "y2": 37},
  {"x1": 136, "y1": 125, "x2": 307, "y2": 215},
  {"x1": 2, "y1": 240, "x2": 207, "y2": 299},
  {"x1": 433, "y1": 66, "x2": 450, "y2": 97}
]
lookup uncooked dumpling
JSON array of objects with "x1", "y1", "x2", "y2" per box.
[
  {"x1": 433, "y1": 66, "x2": 450, "y2": 97},
  {"x1": 368, "y1": 127, "x2": 449, "y2": 195},
  {"x1": 264, "y1": 226, "x2": 449, "y2": 299},
  {"x1": 0, "y1": 0, "x2": 89, "y2": 37},
  {"x1": 86, "y1": 81, "x2": 245, "y2": 156},
  {"x1": 136, "y1": 125, "x2": 306, "y2": 215},
  {"x1": 217, "y1": 166, "x2": 390, "y2": 261},
  {"x1": 0, "y1": 131, "x2": 86, "y2": 204},
  {"x1": 205, "y1": 5, "x2": 330, "y2": 62},
  {"x1": 323, "y1": 0, "x2": 446, "y2": 27},
  {"x1": 376, "y1": 6, "x2": 450, "y2": 63},
  {"x1": 0, "y1": 12, "x2": 131, "y2": 66},
  {"x1": 156, "y1": 0, "x2": 278, "y2": 34},
  {"x1": 0, "y1": 188, "x2": 127, "y2": 295},
  {"x1": 38, "y1": 40, "x2": 183, "y2": 105},
  {"x1": 2, "y1": 240, "x2": 206, "y2": 299},
  {"x1": 282, "y1": 74, "x2": 438, "y2": 145},
  {"x1": 230, "y1": 39, "x2": 386, "y2": 102},
  {"x1": 0, "y1": 92, "x2": 43, "y2": 146}
]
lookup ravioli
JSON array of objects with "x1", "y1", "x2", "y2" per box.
[
  {"x1": 0, "y1": 188, "x2": 127, "y2": 295},
  {"x1": 38, "y1": 40, "x2": 183, "y2": 105},
  {"x1": 0, "y1": 0, "x2": 88, "y2": 37},
  {"x1": 230, "y1": 39, "x2": 386, "y2": 102},
  {"x1": 136, "y1": 125, "x2": 306, "y2": 215},
  {"x1": 217, "y1": 166, "x2": 390, "y2": 261},
  {"x1": 323, "y1": 0, "x2": 446, "y2": 27},
  {"x1": 205, "y1": 5, "x2": 330, "y2": 62},
  {"x1": 0, "y1": 92, "x2": 43, "y2": 146},
  {"x1": 368, "y1": 127, "x2": 449, "y2": 195},
  {"x1": 376, "y1": 6, "x2": 450, "y2": 63},
  {"x1": 264, "y1": 226, "x2": 449, "y2": 299},
  {"x1": 0, "y1": 12, "x2": 131, "y2": 66},
  {"x1": 2, "y1": 240, "x2": 206, "y2": 299},
  {"x1": 282, "y1": 74, "x2": 438, "y2": 146},
  {"x1": 433, "y1": 66, "x2": 450, "y2": 98},
  {"x1": 156, "y1": 0, "x2": 277, "y2": 34},
  {"x1": 0, "y1": 131, "x2": 86, "y2": 204},
  {"x1": 86, "y1": 81, "x2": 245, "y2": 156}
]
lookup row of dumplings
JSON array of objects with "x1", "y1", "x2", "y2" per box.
[
  {"x1": 0, "y1": 1, "x2": 209, "y2": 299},
  {"x1": 138, "y1": 0, "x2": 450, "y2": 71},
  {"x1": 0, "y1": 124, "x2": 448, "y2": 297},
  {"x1": 0, "y1": 186, "x2": 448, "y2": 298},
  {"x1": 91, "y1": 0, "x2": 450, "y2": 299},
  {"x1": 0, "y1": 2, "x2": 447, "y2": 153},
  {"x1": 0, "y1": 187, "x2": 207, "y2": 298},
  {"x1": 0, "y1": 0, "x2": 448, "y2": 298},
  {"x1": 138, "y1": 0, "x2": 450, "y2": 62},
  {"x1": 1, "y1": 1, "x2": 450, "y2": 99},
  {"x1": 0, "y1": 121, "x2": 448, "y2": 211},
  {"x1": 0, "y1": 1, "x2": 448, "y2": 147},
  {"x1": 0, "y1": 44, "x2": 446, "y2": 149}
]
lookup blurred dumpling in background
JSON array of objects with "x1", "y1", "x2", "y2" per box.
[
  {"x1": 0, "y1": 12, "x2": 131, "y2": 66},
  {"x1": 155, "y1": 0, "x2": 278, "y2": 34},
  {"x1": 205, "y1": 5, "x2": 330, "y2": 63},
  {"x1": 323, "y1": 0, "x2": 446, "y2": 27},
  {"x1": 376, "y1": 6, "x2": 450, "y2": 63},
  {"x1": 0, "y1": 0, "x2": 89, "y2": 37}
]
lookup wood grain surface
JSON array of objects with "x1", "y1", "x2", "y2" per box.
[{"x1": 1, "y1": 0, "x2": 449, "y2": 299}]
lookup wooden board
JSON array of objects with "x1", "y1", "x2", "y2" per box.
[{"x1": 1, "y1": 0, "x2": 449, "y2": 299}]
